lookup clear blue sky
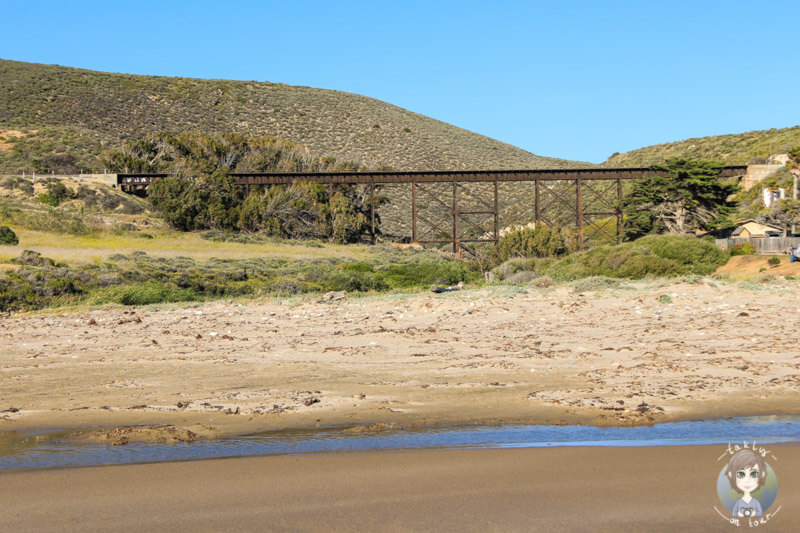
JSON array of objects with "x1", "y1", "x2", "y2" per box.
[{"x1": 2, "y1": 1, "x2": 798, "y2": 164}]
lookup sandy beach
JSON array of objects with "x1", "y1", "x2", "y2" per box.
[
  {"x1": 1, "y1": 444, "x2": 797, "y2": 531},
  {"x1": 2, "y1": 278, "x2": 800, "y2": 443}
]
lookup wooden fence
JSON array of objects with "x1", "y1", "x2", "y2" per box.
[{"x1": 716, "y1": 237, "x2": 800, "y2": 254}]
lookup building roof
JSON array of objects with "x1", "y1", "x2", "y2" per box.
[{"x1": 731, "y1": 220, "x2": 784, "y2": 236}]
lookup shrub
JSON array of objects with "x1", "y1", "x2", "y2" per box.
[
  {"x1": 492, "y1": 225, "x2": 568, "y2": 264},
  {"x1": 0, "y1": 225, "x2": 18, "y2": 245},
  {"x1": 730, "y1": 242, "x2": 756, "y2": 256},
  {"x1": 323, "y1": 270, "x2": 388, "y2": 292},
  {"x1": 0, "y1": 276, "x2": 42, "y2": 312},
  {"x1": 538, "y1": 235, "x2": 725, "y2": 280},
  {"x1": 634, "y1": 235, "x2": 730, "y2": 275},
  {"x1": 504, "y1": 270, "x2": 540, "y2": 284},
  {"x1": 610, "y1": 253, "x2": 680, "y2": 279},
  {"x1": 768, "y1": 256, "x2": 781, "y2": 266},
  {"x1": 97, "y1": 282, "x2": 199, "y2": 306},
  {"x1": 11, "y1": 250, "x2": 56, "y2": 266},
  {"x1": 36, "y1": 193, "x2": 60, "y2": 207},
  {"x1": 44, "y1": 277, "x2": 83, "y2": 296},
  {"x1": 571, "y1": 276, "x2": 623, "y2": 292},
  {"x1": 37, "y1": 182, "x2": 73, "y2": 207},
  {"x1": 492, "y1": 258, "x2": 537, "y2": 281},
  {"x1": 0, "y1": 202, "x2": 91, "y2": 235},
  {"x1": 343, "y1": 262, "x2": 375, "y2": 273},
  {"x1": 377, "y1": 261, "x2": 477, "y2": 288},
  {"x1": 531, "y1": 275, "x2": 555, "y2": 288}
]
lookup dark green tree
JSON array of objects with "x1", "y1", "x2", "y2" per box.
[
  {"x1": 623, "y1": 159, "x2": 739, "y2": 240},
  {"x1": 121, "y1": 132, "x2": 384, "y2": 241},
  {"x1": 147, "y1": 176, "x2": 206, "y2": 231}
]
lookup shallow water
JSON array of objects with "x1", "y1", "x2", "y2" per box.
[{"x1": 1, "y1": 415, "x2": 799, "y2": 471}]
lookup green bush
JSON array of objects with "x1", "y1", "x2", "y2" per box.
[
  {"x1": 492, "y1": 258, "x2": 538, "y2": 281},
  {"x1": 768, "y1": 256, "x2": 781, "y2": 266},
  {"x1": 36, "y1": 182, "x2": 73, "y2": 207},
  {"x1": 0, "y1": 225, "x2": 18, "y2": 245},
  {"x1": 94, "y1": 282, "x2": 200, "y2": 306},
  {"x1": 44, "y1": 277, "x2": 83, "y2": 296},
  {"x1": 633, "y1": 235, "x2": 730, "y2": 275},
  {"x1": 343, "y1": 262, "x2": 375, "y2": 273},
  {"x1": 544, "y1": 245, "x2": 681, "y2": 280},
  {"x1": 322, "y1": 270, "x2": 388, "y2": 292},
  {"x1": 0, "y1": 276, "x2": 42, "y2": 312},
  {"x1": 492, "y1": 225, "x2": 568, "y2": 264},
  {"x1": 494, "y1": 235, "x2": 727, "y2": 281},
  {"x1": 377, "y1": 261, "x2": 477, "y2": 288},
  {"x1": 36, "y1": 193, "x2": 60, "y2": 207}
]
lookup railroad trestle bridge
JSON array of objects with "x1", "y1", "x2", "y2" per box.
[{"x1": 118, "y1": 166, "x2": 746, "y2": 252}]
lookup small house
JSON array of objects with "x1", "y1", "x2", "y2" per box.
[{"x1": 731, "y1": 220, "x2": 784, "y2": 238}]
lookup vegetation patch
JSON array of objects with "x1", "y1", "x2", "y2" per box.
[
  {"x1": 730, "y1": 242, "x2": 756, "y2": 256},
  {"x1": 105, "y1": 132, "x2": 382, "y2": 243},
  {"x1": 491, "y1": 225, "x2": 569, "y2": 264},
  {"x1": 0, "y1": 247, "x2": 479, "y2": 313},
  {"x1": 0, "y1": 225, "x2": 18, "y2": 245},
  {"x1": 489, "y1": 235, "x2": 729, "y2": 283}
]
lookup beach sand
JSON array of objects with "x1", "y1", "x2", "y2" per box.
[
  {"x1": 2, "y1": 276, "x2": 800, "y2": 530},
  {"x1": 2, "y1": 279, "x2": 800, "y2": 442},
  {"x1": 2, "y1": 444, "x2": 797, "y2": 531}
]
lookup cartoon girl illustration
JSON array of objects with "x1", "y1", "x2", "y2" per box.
[{"x1": 725, "y1": 449, "x2": 767, "y2": 518}]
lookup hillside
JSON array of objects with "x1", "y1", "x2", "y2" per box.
[
  {"x1": 603, "y1": 125, "x2": 800, "y2": 167},
  {"x1": 0, "y1": 59, "x2": 585, "y2": 173}
]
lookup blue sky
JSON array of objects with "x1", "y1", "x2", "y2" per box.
[{"x1": 2, "y1": 1, "x2": 798, "y2": 164}]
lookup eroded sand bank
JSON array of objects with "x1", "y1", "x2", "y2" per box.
[{"x1": 2, "y1": 280, "x2": 799, "y2": 441}]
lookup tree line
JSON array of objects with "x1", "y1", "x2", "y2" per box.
[{"x1": 104, "y1": 132, "x2": 386, "y2": 242}]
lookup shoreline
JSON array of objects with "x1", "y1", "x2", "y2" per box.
[
  {"x1": 3, "y1": 412, "x2": 800, "y2": 474},
  {"x1": 2, "y1": 444, "x2": 797, "y2": 531},
  {"x1": 4, "y1": 398, "x2": 800, "y2": 444}
]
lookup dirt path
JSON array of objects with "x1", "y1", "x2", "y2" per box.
[{"x1": 2, "y1": 279, "x2": 799, "y2": 441}]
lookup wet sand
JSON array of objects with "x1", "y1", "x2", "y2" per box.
[
  {"x1": 2, "y1": 280, "x2": 800, "y2": 442},
  {"x1": 2, "y1": 444, "x2": 797, "y2": 532}
]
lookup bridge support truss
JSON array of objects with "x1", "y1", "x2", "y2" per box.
[{"x1": 118, "y1": 166, "x2": 746, "y2": 253}]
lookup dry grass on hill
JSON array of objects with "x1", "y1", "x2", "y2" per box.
[
  {"x1": 603, "y1": 126, "x2": 800, "y2": 167},
  {"x1": 0, "y1": 59, "x2": 587, "y2": 174}
]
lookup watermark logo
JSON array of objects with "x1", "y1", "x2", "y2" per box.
[{"x1": 715, "y1": 442, "x2": 780, "y2": 527}]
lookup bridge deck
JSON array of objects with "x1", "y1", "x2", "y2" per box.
[{"x1": 117, "y1": 166, "x2": 747, "y2": 188}]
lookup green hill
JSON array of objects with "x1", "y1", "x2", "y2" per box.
[
  {"x1": 603, "y1": 126, "x2": 800, "y2": 167},
  {"x1": 0, "y1": 59, "x2": 584, "y2": 173}
]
